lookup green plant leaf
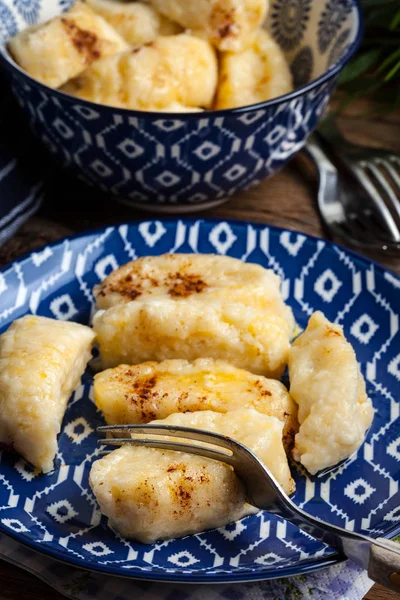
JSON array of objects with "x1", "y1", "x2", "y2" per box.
[
  {"x1": 390, "y1": 9, "x2": 400, "y2": 29},
  {"x1": 339, "y1": 49, "x2": 381, "y2": 84},
  {"x1": 376, "y1": 47, "x2": 400, "y2": 74},
  {"x1": 337, "y1": 0, "x2": 400, "y2": 112},
  {"x1": 385, "y1": 59, "x2": 400, "y2": 81}
]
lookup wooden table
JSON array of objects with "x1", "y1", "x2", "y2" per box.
[{"x1": 0, "y1": 102, "x2": 399, "y2": 600}]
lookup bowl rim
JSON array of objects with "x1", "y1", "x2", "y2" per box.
[{"x1": 0, "y1": 0, "x2": 363, "y2": 119}]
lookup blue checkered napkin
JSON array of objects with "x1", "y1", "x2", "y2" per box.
[
  {"x1": 0, "y1": 533, "x2": 373, "y2": 600},
  {"x1": 0, "y1": 75, "x2": 44, "y2": 245}
]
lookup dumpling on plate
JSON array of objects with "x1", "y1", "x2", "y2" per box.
[
  {"x1": 93, "y1": 298, "x2": 291, "y2": 378},
  {"x1": 93, "y1": 253, "x2": 294, "y2": 333},
  {"x1": 62, "y1": 34, "x2": 218, "y2": 110},
  {"x1": 94, "y1": 358, "x2": 298, "y2": 451},
  {"x1": 90, "y1": 408, "x2": 294, "y2": 542},
  {"x1": 145, "y1": 0, "x2": 269, "y2": 51},
  {"x1": 0, "y1": 315, "x2": 95, "y2": 472},
  {"x1": 215, "y1": 28, "x2": 293, "y2": 110},
  {"x1": 288, "y1": 311, "x2": 374, "y2": 475},
  {"x1": 87, "y1": 0, "x2": 181, "y2": 47},
  {"x1": 8, "y1": 1, "x2": 129, "y2": 89}
]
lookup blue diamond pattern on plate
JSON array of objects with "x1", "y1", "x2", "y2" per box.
[{"x1": 0, "y1": 219, "x2": 399, "y2": 583}]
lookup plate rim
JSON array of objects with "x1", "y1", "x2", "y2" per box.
[
  {"x1": 1, "y1": 217, "x2": 400, "y2": 283},
  {"x1": 0, "y1": 525, "x2": 348, "y2": 583},
  {"x1": 0, "y1": 217, "x2": 399, "y2": 583}
]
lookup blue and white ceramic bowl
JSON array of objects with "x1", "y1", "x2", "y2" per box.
[{"x1": 0, "y1": 0, "x2": 362, "y2": 212}]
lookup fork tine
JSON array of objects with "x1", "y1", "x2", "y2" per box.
[
  {"x1": 341, "y1": 199, "x2": 400, "y2": 251},
  {"x1": 97, "y1": 424, "x2": 237, "y2": 453},
  {"x1": 378, "y1": 158, "x2": 400, "y2": 192},
  {"x1": 366, "y1": 161, "x2": 400, "y2": 221},
  {"x1": 354, "y1": 164, "x2": 400, "y2": 241},
  {"x1": 391, "y1": 156, "x2": 400, "y2": 170},
  {"x1": 99, "y1": 437, "x2": 236, "y2": 465},
  {"x1": 96, "y1": 424, "x2": 283, "y2": 510}
]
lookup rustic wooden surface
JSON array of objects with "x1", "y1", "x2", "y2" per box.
[{"x1": 0, "y1": 102, "x2": 399, "y2": 600}]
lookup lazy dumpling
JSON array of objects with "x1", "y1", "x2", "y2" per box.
[
  {"x1": 215, "y1": 28, "x2": 293, "y2": 110},
  {"x1": 62, "y1": 34, "x2": 218, "y2": 110},
  {"x1": 91, "y1": 444, "x2": 249, "y2": 544},
  {"x1": 94, "y1": 358, "x2": 298, "y2": 451},
  {"x1": 145, "y1": 0, "x2": 269, "y2": 51},
  {"x1": 93, "y1": 298, "x2": 291, "y2": 378},
  {"x1": 8, "y1": 1, "x2": 129, "y2": 89},
  {"x1": 0, "y1": 315, "x2": 95, "y2": 472},
  {"x1": 288, "y1": 311, "x2": 374, "y2": 475},
  {"x1": 90, "y1": 408, "x2": 294, "y2": 543},
  {"x1": 93, "y1": 253, "x2": 294, "y2": 332},
  {"x1": 87, "y1": 0, "x2": 181, "y2": 47}
]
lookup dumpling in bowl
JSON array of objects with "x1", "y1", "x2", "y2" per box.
[
  {"x1": 8, "y1": 1, "x2": 129, "y2": 89},
  {"x1": 215, "y1": 28, "x2": 293, "y2": 110},
  {"x1": 93, "y1": 298, "x2": 291, "y2": 378},
  {"x1": 145, "y1": 0, "x2": 269, "y2": 51},
  {"x1": 94, "y1": 358, "x2": 298, "y2": 451},
  {"x1": 62, "y1": 34, "x2": 218, "y2": 110},
  {"x1": 93, "y1": 253, "x2": 294, "y2": 333},
  {"x1": 90, "y1": 408, "x2": 294, "y2": 543},
  {"x1": 0, "y1": 315, "x2": 95, "y2": 472},
  {"x1": 288, "y1": 311, "x2": 374, "y2": 475},
  {"x1": 87, "y1": 0, "x2": 181, "y2": 46}
]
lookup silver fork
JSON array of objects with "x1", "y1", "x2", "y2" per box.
[
  {"x1": 311, "y1": 118, "x2": 400, "y2": 251},
  {"x1": 303, "y1": 137, "x2": 400, "y2": 252},
  {"x1": 317, "y1": 118, "x2": 400, "y2": 224},
  {"x1": 98, "y1": 424, "x2": 400, "y2": 593}
]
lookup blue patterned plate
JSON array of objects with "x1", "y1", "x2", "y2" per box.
[{"x1": 0, "y1": 219, "x2": 399, "y2": 583}]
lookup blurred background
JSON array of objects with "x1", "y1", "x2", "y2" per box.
[{"x1": 338, "y1": 0, "x2": 400, "y2": 111}]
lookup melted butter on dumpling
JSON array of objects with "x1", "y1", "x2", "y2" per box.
[{"x1": 94, "y1": 357, "x2": 298, "y2": 452}]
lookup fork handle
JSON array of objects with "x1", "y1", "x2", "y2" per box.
[
  {"x1": 274, "y1": 497, "x2": 400, "y2": 592},
  {"x1": 368, "y1": 538, "x2": 400, "y2": 593}
]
